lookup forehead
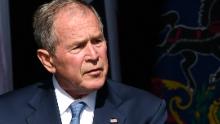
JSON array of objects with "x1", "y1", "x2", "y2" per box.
[
  {"x1": 55, "y1": 3, "x2": 100, "y2": 27},
  {"x1": 55, "y1": 3, "x2": 87, "y2": 17},
  {"x1": 53, "y1": 4, "x2": 102, "y2": 41}
]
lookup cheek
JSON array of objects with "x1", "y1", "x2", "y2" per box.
[
  {"x1": 101, "y1": 47, "x2": 108, "y2": 61},
  {"x1": 99, "y1": 43, "x2": 107, "y2": 57},
  {"x1": 69, "y1": 56, "x2": 84, "y2": 68},
  {"x1": 55, "y1": 53, "x2": 84, "y2": 73},
  {"x1": 70, "y1": 55, "x2": 86, "y2": 73}
]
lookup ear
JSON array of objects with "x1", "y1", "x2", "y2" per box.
[{"x1": 37, "y1": 49, "x2": 56, "y2": 73}]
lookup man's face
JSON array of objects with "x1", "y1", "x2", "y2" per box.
[{"x1": 51, "y1": 8, "x2": 108, "y2": 97}]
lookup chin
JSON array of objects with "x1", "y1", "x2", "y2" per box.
[{"x1": 83, "y1": 77, "x2": 106, "y2": 91}]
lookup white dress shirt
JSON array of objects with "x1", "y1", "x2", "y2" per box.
[{"x1": 52, "y1": 76, "x2": 97, "y2": 124}]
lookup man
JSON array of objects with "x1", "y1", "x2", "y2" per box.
[{"x1": 0, "y1": 0, "x2": 167, "y2": 124}]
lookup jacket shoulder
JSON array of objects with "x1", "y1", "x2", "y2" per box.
[
  {"x1": 107, "y1": 79, "x2": 163, "y2": 102},
  {"x1": 107, "y1": 79, "x2": 166, "y2": 113},
  {"x1": 0, "y1": 81, "x2": 51, "y2": 106},
  {"x1": 106, "y1": 79, "x2": 167, "y2": 123}
]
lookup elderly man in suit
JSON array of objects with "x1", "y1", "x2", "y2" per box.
[{"x1": 0, "y1": 0, "x2": 167, "y2": 124}]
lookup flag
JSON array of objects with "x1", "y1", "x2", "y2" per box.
[
  {"x1": 151, "y1": 0, "x2": 220, "y2": 123},
  {"x1": 0, "y1": 0, "x2": 13, "y2": 94}
]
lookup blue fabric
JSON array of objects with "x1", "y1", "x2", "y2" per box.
[
  {"x1": 0, "y1": 79, "x2": 167, "y2": 124},
  {"x1": 70, "y1": 102, "x2": 86, "y2": 124}
]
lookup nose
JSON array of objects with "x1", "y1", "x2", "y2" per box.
[{"x1": 85, "y1": 42, "x2": 99, "y2": 62}]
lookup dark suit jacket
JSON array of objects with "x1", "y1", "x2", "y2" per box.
[{"x1": 0, "y1": 79, "x2": 167, "y2": 124}]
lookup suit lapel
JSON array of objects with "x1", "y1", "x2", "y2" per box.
[
  {"x1": 93, "y1": 80, "x2": 126, "y2": 124},
  {"x1": 25, "y1": 80, "x2": 125, "y2": 124},
  {"x1": 26, "y1": 81, "x2": 62, "y2": 124}
]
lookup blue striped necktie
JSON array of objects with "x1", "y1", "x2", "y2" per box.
[{"x1": 70, "y1": 102, "x2": 86, "y2": 124}]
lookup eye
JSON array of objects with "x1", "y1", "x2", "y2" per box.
[
  {"x1": 92, "y1": 39, "x2": 102, "y2": 44},
  {"x1": 91, "y1": 36, "x2": 105, "y2": 46},
  {"x1": 71, "y1": 42, "x2": 86, "y2": 54},
  {"x1": 74, "y1": 43, "x2": 85, "y2": 49}
]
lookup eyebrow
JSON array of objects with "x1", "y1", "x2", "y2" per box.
[
  {"x1": 90, "y1": 33, "x2": 104, "y2": 40},
  {"x1": 66, "y1": 33, "x2": 104, "y2": 47}
]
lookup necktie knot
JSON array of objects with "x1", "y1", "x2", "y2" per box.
[{"x1": 70, "y1": 102, "x2": 86, "y2": 124}]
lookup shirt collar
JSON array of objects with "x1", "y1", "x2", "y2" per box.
[{"x1": 52, "y1": 75, "x2": 97, "y2": 115}]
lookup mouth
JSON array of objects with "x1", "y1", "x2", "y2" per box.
[{"x1": 84, "y1": 68, "x2": 103, "y2": 76}]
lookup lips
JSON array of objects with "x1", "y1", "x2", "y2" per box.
[{"x1": 83, "y1": 67, "x2": 103, "y2": 75}]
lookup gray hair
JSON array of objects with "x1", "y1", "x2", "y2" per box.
[{"x1": 33, "y1": 0, "x2": 103, "y2": 55}]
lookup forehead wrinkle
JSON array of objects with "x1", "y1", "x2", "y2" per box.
[{"x1": 53, "y1": 3, "x2": 93, "y2": 40}]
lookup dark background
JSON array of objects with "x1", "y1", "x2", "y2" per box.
[{"x1": 9, "y1": 0, "x2": 163, "y2": 91}]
